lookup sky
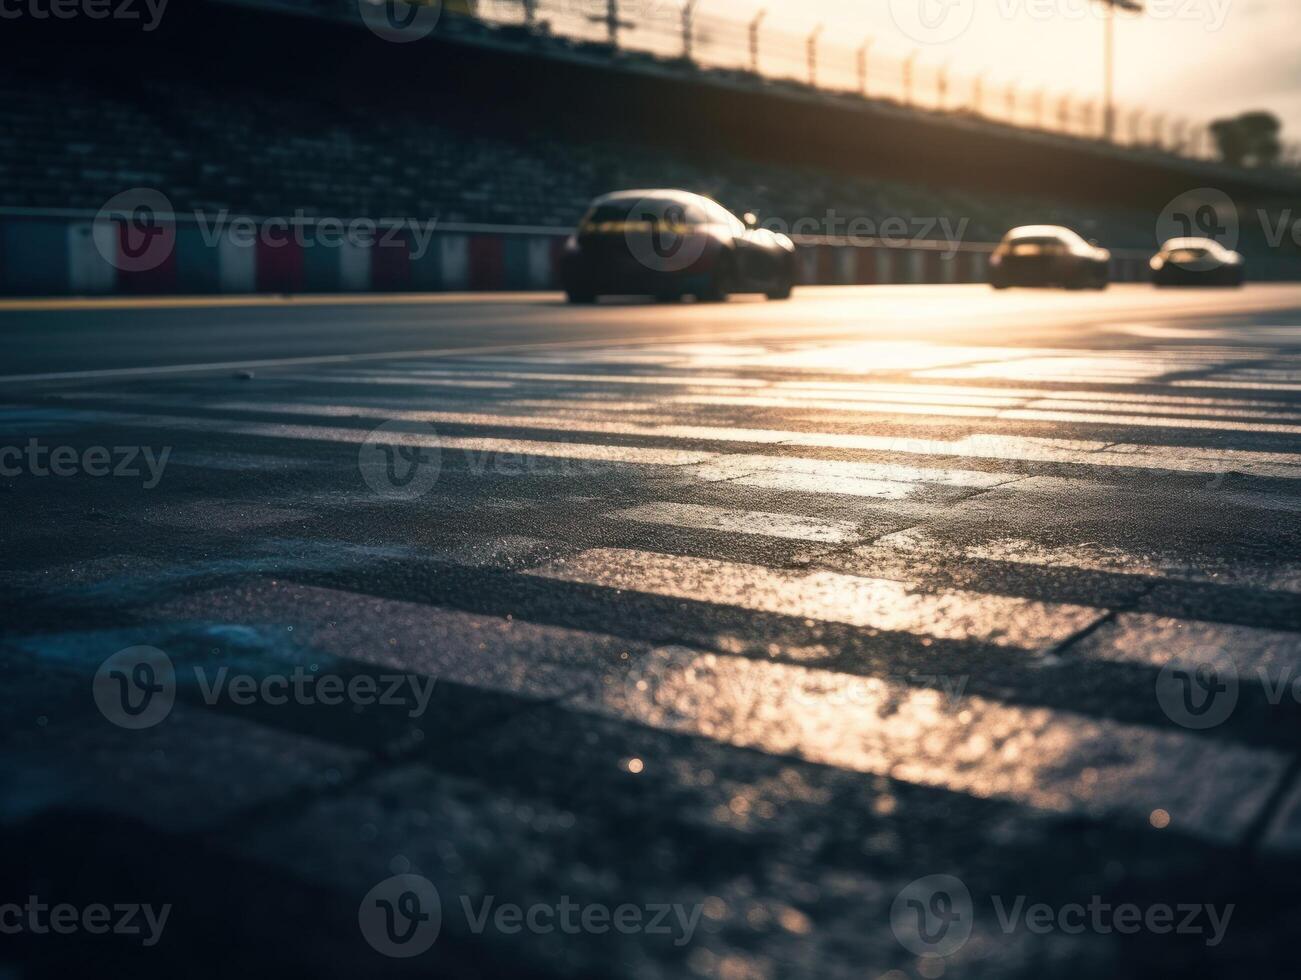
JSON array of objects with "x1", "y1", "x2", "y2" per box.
[{"x1": 611, "y1": 0, "x2": 1301, "y2": 142}]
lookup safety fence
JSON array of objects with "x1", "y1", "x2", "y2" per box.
[{"x1": 228, "y1": 0, "x2": 1301, "y2": 169}]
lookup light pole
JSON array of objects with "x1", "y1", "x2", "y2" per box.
[
  {"x1": 1093, "y1": 0, "x2": 1143, "y2": 141},
  {"x1": 748, "y1": 9, "x2": 766, "y2": 75},
  {"x1": 937, "y1": 59, "x2": 952, "y2": 111}
]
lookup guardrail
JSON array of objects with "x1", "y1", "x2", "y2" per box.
[{"x1": 0, "y1": 208, "x2": 1170, "y2": 296}]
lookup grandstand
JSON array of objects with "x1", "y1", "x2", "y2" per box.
[{"x1": 1, "y1": 0, "x2": 1297, "y2": 295}]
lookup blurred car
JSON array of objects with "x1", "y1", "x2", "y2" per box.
[
  {"x1": 1150, "y1": 237, "x2": 1245, "y2": 287},
  {"x1": 989, "y1": 225, "x2": 1111, "y2": 290},
  {"x1": 561, "y1": 190, "x2": 797, "y2": 303}
]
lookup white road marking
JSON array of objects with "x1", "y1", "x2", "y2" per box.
[
  {"x1": 526, "y1": 547, "x2": 1104, "y2": 650},
  {"x1": 612, "y1": 502, "x2": 862, "y2": 544},
  {"x1": 574, "y1": 644, "x2": 1287, "y2": 843}
]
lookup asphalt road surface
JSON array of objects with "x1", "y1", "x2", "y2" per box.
[{"x1": 2, "y1": 284, "x2": 1300, "y2": 978}]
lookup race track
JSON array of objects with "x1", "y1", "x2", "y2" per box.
[{"x1": 2, "y1": 284, "x2": 1300, "y2": 978}]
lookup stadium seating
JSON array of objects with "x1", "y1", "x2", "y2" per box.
[{"x1": 0, "y1": 44, "x2": 1163, "y2": 251}]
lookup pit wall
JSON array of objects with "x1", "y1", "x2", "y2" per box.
[{"x1": 0, "y1": 211, "x2": 1196, "y2": 297}]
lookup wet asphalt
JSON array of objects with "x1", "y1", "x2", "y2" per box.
[{"x1": 1, "y1": 284, "x2": 1300, "y2": 978}]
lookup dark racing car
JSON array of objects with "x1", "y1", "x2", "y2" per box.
[
  {"x1": 989, "y1": 225, "x2": 1111, "y2": 290},
  {"x1": 561, "y1": 190, "x2": 798, "y2": 303},
  {"x1": 1150, "y1": 237, "x2": 1245, "y2": 287}
]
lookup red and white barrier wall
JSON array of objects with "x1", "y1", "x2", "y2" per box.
[{"x1": 0, "y1": 211, "x2": 1160, "y2": 297}]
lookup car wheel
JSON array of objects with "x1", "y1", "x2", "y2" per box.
[
  {"x1": 698, "y1": 256, "x2": 734, "y2": 303},
  {"x1": 765, "y1": 278, "x2": 793, "y2": 301}
]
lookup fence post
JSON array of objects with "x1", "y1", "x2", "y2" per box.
[
  {"x1": 748, "y1": 9, "x2": 766, "y2": 74},
  {"x1": 1128, "y1": 108, "x2": 1144, "y2": 145},
  {"x1": 1057, "y1": 95, "x2": 1071, "y2": 133},
  {"x1": 806, "y1": 25, "x2": 823, "y2": 87}
]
